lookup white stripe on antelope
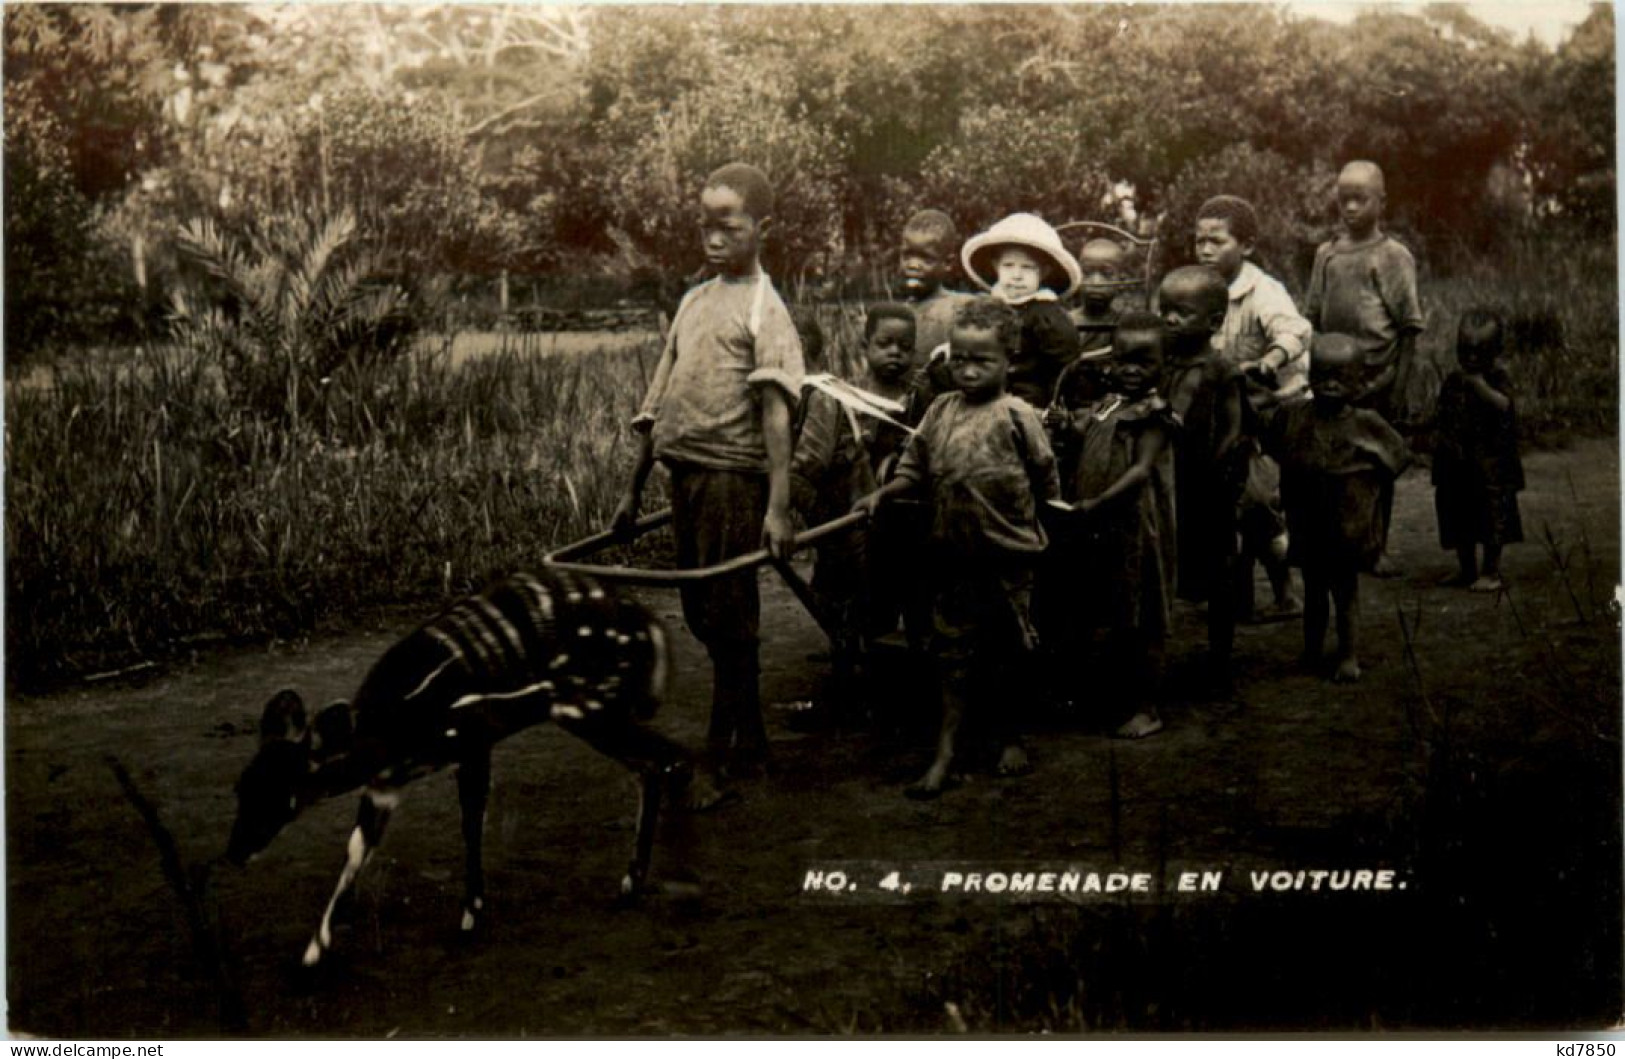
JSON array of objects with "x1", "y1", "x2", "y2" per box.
[{"x1": 225, "y1": 569, "x2": 690, "y2": 968}]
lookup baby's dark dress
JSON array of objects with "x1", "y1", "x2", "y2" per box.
[
  {"x1": 1267, "y1": 399, "x2": 1410, "y2": 571},
  {"x1": 1162, "y1": 350, "x2": 1249, "y2": 602},
  {"x1": 1432, "y1": 368, "x2": 1524, "y2": 551},
  {"x1": 1067, "y1": 392, "x2": 1179, "y2": 636}
]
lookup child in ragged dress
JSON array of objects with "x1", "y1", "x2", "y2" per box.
[
  {"x1": 1262, "y1": 334, "x2": 1410, "y2": 684},
  {"x1": 855, "y1": 296, "x2": 1061, "y2": 797},
  {"x1": 1433, "y1": 308, "x2": 1523, "y2": 593},
  {"x1": 1047, "y1": 311, "x2": 1178, "y2": 738}
]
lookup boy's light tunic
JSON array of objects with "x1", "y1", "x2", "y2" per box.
[
  {"x1": 1214, "y1": 260, "x2": 1312, "y2": 398},
  {"x1": 634, "y1": 273, "x2": 804, "y2": 473}
]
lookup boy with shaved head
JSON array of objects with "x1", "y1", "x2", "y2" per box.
[
  {"x1": 1261, "y1": 334, "x2": 1410, "y2": 683},
  {"x1": 1306, "y1": 161, "x2": 1425, "y2": 574},
  {"x1": 615, "y1": 162, "x2": 804, "y2": 804}
]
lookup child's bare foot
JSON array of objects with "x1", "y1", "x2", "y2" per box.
[
  {"x1": 1252, "y1": 595, "x2": 1302, "y2": 623},
  {"x1": 1438, "y1": 571, "x2": 1476, "y2": 588},
  {"x1": 1372, "y1": 553, "x2": 1401, "y2": 579},
  {"x1": 1113, "y1": 712, "x2": 1164, "y2": 739},
  {"x1": 679, "y1": 769, "x2": 739, "y2": 812},
  {"x1": 1469, "y1": 575, "x2": 1503, "y2": 593},
  {"x1": 1332, "y1": 657, "x2": 1362, "y2": 683},
  {"x1": 995, "y1": 745, "x2": 1032, "y2": 777},
  {"x1": 905, "y1": 762, "x2": 957, "y2": 800}
]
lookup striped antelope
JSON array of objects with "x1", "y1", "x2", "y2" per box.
[{"x1": 225, "y1": 569, "x2": 690, "y2": 967}]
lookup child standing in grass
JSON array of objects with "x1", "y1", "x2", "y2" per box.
[
  {"x1": 614, "y1": 163, "x2": 804, "y2": 805},
  {"x1": 1306, "y1": 161, "x2": 1426, "y2": 576},
  {"x1": 788, "y1": 303, "x2": 921, "y2": 729},
  {"x1": 855, "y1": 297, "x2": 1060, "y2": 798},
  {"x1": 1047, "y1": 312, "x2": 1178, "y2": 738},
  {"x1": 962, "y1": 213, "x2": 1082, "y2": 408},
  {"x1": 1262, "y1": 333, "x2": 1410, "y2": 684},
  {"x1": 1433, "y1": 309, "x2": 1523, "y2": 592}
]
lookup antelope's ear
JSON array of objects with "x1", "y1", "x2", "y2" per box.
[
  {"x1": 312, "y1": 700, "x2": 355, "y2": 759},
  {"x1": 259, "y1": 689, "x2": 309, "y2": 746}
]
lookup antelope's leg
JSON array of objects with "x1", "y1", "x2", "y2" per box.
[
  {"x1": 306, "y1": 787, "x2": 396, "y2": 967},
  {"x1": 623, "y1": 765, "x2": 663, "y2": 897},
  {"x1": 457, "y1": 749, "x2": 492, "y2": 932},
  {"x1": 569, "y1": 720, "x2": 691, "y2": 896}
]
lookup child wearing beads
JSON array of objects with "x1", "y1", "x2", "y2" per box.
[
  {"x1": 855, "y1": 296, "x2": 1061, "y2": 797},
  {"x1": 1047, "y1": 312, "x2": 1178, "y2": 738},
  {"x1": 1262, "y1": 334, "x2": 1410, "y2": 684},
  {"x1": 1433, "y1": 309, "x2": 1523, "y2": 593}
]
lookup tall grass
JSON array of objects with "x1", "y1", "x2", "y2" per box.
[
  {"x1": 6, "y1": 338, "x2": 664, "y2": 688},
  {"x1": 1412, "y1": 233, "x2": 1618, "y2": 447},
  {"x1": 7, "y1": 233, "x2": 1616, "y2": 687}
]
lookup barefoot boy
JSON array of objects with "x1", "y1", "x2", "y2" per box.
[
  {"x1": 1262, "y1": 334, "x2": 1410, "y2": 683},
  {"x1": 1194, "y1": 194, "x2": 1307, "y2": 622},
  {"x1": 855, "y1": 297, "x2": 1060, "y2": 797},
  {"x1": 1306, "y1": 161, "x2": 1425, "y2": 576},
  {"x1": 1157, "y1": 266, "x2": 1248, "y2": 692},
  {"x1": 615, "y1": 163, "x2": 804, "y2": 803}
]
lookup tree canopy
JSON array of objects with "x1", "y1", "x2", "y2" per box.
[{"x1": 4, "y1": 2, "x2": 1613, "y2": 350}]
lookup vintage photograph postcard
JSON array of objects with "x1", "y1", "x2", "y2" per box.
[{"x1": 5, "y1": 1, "x2": 1618, "y2": 1038}]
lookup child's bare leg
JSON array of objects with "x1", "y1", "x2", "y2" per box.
[
  {"x1": 1472, "y1": 541, "x2": 1503, "y2": 591},
  {"x1": 1113, "y1": 631, "x2": 1164, "y2": 739},
  {"x1": 1447, "y1": 543, "x2": 1478, "y2": 586},
  {"x1": 908, "y1": 676, "x2": 965, "y2": 798},
  {"x1": 1301, "y1": 566, "x2": 1329, "y2": 669},
  {"x1": 1205, "y1": 554, "x2": 1238, "y2": 692},
  {"x1": 1331, "y1": 566, "x2": 1361, "y2": 683},
  {"x1": 1263, "y1": 544, "x2": 1298, "y2": 611},
  {"x1": 723, "y1": 646, "x2": 771, "y2": 775}
]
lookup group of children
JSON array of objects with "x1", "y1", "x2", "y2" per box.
[{"x1": 615, "y1": 160, "x2": 1525, "y2": 806}]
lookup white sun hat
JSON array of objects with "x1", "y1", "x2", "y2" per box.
[{"x1": 962, "y1": 212, "x2": 1083, "y2": 298}]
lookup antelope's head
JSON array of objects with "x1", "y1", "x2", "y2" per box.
[{"x1": 226, "y1": 689, "x2": 351, "y2": 866}]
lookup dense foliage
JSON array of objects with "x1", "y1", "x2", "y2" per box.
[{"x1": 3, "y1": 2, "x2": 1614, "y2": 353}]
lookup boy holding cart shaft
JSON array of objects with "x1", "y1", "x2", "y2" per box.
[{"x1": 614, "y1": 163, "x2": 805, "y2": 806}]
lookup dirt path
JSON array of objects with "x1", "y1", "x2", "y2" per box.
[{"x1": 8, "y1": 438, "x2": 1620, "y2": 1036}]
